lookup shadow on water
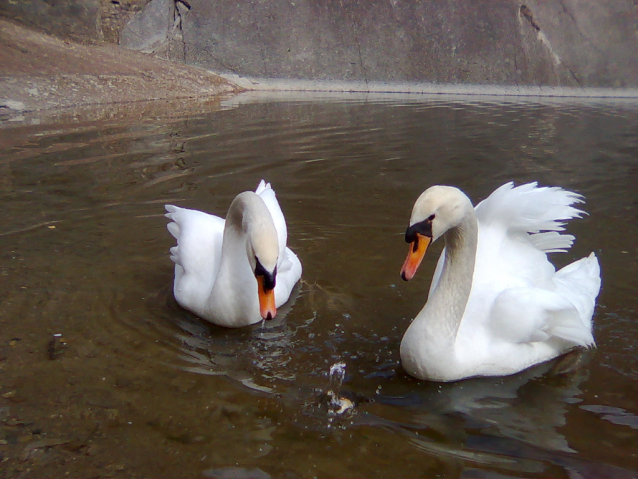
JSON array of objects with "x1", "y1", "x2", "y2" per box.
[{"x1": 0, "y1": 93, "x2": 637, "y2": 477}]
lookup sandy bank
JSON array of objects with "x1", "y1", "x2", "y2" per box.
[{"x1": 0, "y1": 19, "x2": 240, "y2": 117}]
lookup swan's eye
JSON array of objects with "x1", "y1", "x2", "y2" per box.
[
  {"x1": 255, "y1": 257, "x2": 266, "y2": 276},
  {"x1": 405, "y1": 217, "x2": 434, "y2": 243}
]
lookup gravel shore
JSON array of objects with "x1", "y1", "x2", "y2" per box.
[{"x1": 0, "y1": 19, "x2": 240, "y2": 118}]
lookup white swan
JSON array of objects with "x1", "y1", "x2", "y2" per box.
[
  {"x1": 399, "y1": 182, "x2": 601, "y2": 382},
  {"x1": 165, "y1": 180, "x2": 302, "y2": 327}
]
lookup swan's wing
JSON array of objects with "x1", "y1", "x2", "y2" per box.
[
  {"x1": 488, "y1": 286, "x2": 595, "y2": 347},
  {"x1": 256, "y1": 180, "x2": 287, "y2": 267},
  {"x1": 274, "y1": 247, "x2": 303, "y2": 308},
  {"x1": 165, "y1": 205, "x2": 225, "y2": 292},
  {"x1": 456, "y1": 182, "x2": 598, "y2": 360},
  {"x1": 475, "y1": 182, "x2": 584, "y2": 253},
  {"x1": 464, "y1": 209, "x2": 562, "y2": 332}
]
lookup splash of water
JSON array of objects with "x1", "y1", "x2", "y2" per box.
[
  {"x1": 328, "y1": 362, "x2": 346, "y2": 390},
  {"x1": 323, "y1": 362, "x2": 354, "y2": 419}
]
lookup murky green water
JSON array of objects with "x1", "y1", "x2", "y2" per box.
[{"x1": 1, "y1": 93, "x2": 637, "y2": 478}]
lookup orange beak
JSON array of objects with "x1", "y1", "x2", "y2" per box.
[
  {"x1": 401, "y1": 232, "x2": 431, "y2": 281},
  {"x1": 257, "y1": 275, "x2": 277, "y2": 320}
]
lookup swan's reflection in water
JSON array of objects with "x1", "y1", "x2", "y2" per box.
[
  {"x1": 353, "y1": 352, "x2": 630, "y2": 477},
  {"x1": 407, "y1": 360, "x2": 586, "y2": 452},
  {"x1": 163, "y1": 283, "x2": 307, "y2": 392}
]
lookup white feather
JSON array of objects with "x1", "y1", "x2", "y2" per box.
[
  {"x1": 165, "y1": 180, "x2": 302, "y2": 327},
  {"x1": 401, "y1": 182, "x2": 601, "y2": 382}
]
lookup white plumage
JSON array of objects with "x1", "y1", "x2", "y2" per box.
[
  {"x1": 400, "y1": 182, "x2": 601, "y2": 382},
  {"x1": 165, "y1": 180, "x2": 302, "y2": 327}
]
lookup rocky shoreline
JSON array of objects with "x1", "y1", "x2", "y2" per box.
[{"x1": 0, "y1": 19, "x2": 240, "y2": 118}]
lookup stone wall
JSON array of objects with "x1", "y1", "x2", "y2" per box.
[
  {"x1": 3, "y1": 0, "x2": 637, "y2": 87},
  {"x1": 0, "y1": 0, "x2": 149, "y2": 44},
  {"x1": 120, "y1": 0, "x2": 638, "y2": 88}
]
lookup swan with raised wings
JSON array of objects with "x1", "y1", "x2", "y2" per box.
[
  {"x1": 165, "y1": 180, "x2": 302, "y2": 327},
  {"x1": 400, "y1": 182, "x2": 601, "y2": 382}
]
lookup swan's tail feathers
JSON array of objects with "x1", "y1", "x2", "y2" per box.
[
  {"x1": 548, "y1": 308, "x2": 596, "y2": 348},
  {"x1": 554, "y1": 253, "x2": 601, "y2": 343},
  {"x1": 476, "y1": 182, "x2": 585, "y2": 252}
]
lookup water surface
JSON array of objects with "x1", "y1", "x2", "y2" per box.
[{"x1": 1, "y1": 93, "x2": 637, "y2": 477}]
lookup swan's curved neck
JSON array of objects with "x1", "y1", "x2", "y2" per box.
[
  {"x1": 215, "y1": 191, "x2": 276, "y2": 291},
  {"x1": 218, "y1": 193, "x2": 256, "y2": 279},
  {"x1": 223, "y1": 195, "x2": 248, "y2": 242},
  {"x1": 421, "y1": 209, "x2": 478, "y2": 339},
  {"x1": 211, "y1": 194, "x2": 259, "y2": 312}
]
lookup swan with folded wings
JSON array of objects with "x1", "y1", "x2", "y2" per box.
[
  {"x1": 165, "y1": 180, "x2": 302, "y2": 327},
  {"x1": 399, "y1": 182, "x2": 600, "y2": 382}
]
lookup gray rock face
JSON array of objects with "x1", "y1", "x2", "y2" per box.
[
  {"x1": 119, "y1": 0, "x2": 191, "y2": 61},
  {"x1": 120, "y1": 0, "x2": 638, "y2": 88},
  {"x1": 3, "y1": 0, "x2": 637, "y2": 87},
  {"x1": 520, "y1": 0, "x2": 638, "y2": 88},
  {"x1": 0, "y1": 0, "x2": 102, "y2": 43},
  {"x1": 120, "y1": 0, "x2": 174, "y2": 53}
]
